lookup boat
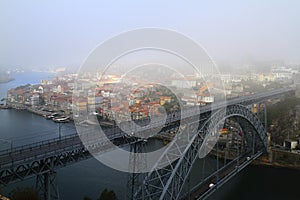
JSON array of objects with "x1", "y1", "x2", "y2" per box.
[
  {"x1": 44, "y1": 113, "x2": 58, "y2": 119},
  {"x1": 79, "y1": 119, "x2": 98, "y2": 125},
  {"x1": 0, "y1": 104, "x2": 12, "y2": 109},
  {"x1": 52, "y1": 116, "x2": 70, "y2": 123}
]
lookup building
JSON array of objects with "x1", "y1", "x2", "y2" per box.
[
  {"x1": 258, "y1": 74, "x2": 276, "y2": 82},
  {"x1": 129, "y1": 105, "x2": 150, "y2": 120},
  {"x1": 181, "y1": 96, "x2": 198, "y2": 106},
  {"x1": 50, "y1": 95, "x2": 72, "y2": 111},
  {"x1": 283, "y1": 139, "x2": 298, "y2": 150},
  {"x1": 6, "y1": 88, "x2": 31, "y2": 106},
  {"x1": 197, "y1": 94, "x2": 214, "y2": 103},
  {"x1": 87, "y1": 96, "x2": 96, "y2": 114},
  {"x1": 271, "y1": 67, "x2": 295, "y2": 80},
  {"x1": 73, "y1": 97, "x2": 88, "y2": 115},
  {"x1": 31, "y1": 93, "x2": 40, "y2": 106},
  {"x1": 160, "y1": 96, "x2": 172, "y2": 105},
  {"x1": 41, "y1": 79, "x2": 47, "y2": 85}
]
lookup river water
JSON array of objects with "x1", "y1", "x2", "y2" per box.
[{"x1": 0, "y1": 72, "x2": 299, "y2": 200}]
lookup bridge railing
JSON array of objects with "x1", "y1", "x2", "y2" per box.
[{"x1": 0, "y1": 133, "x2": 78, "y2": 156}]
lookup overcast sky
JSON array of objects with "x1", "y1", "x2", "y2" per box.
[{"x1": 1, "y1": 0, "x2": 300, "y2": 70}]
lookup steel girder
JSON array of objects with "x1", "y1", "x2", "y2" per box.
[
  {"x1": 0, "y1": 147, "x2": 89, "y2": 186},
  {"x1": 134, "y1": 104, "x2": 267, "y2": 200},
  {"x1": 36, "y1": 171, "x2": 59, "y2": 200}
]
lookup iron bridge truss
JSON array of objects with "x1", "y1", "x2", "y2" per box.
[{"x1": 134, "y1": 104, "x2": 267, "y2": 200}]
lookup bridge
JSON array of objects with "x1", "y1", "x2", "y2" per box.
[{"x1": 0, "y1": 87, "x2": 294, "y2": 200}]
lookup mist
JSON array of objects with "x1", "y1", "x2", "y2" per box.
[{"x1": 1, "y1": 0, "x2": 299, "y2": 71}]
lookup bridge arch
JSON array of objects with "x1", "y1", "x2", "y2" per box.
[
  {"x1": 134, "y1": 104, "x2": 267, "y2": 200},
  {"x1": 199, "y1": 104, "x2": 267, "y2": 156}
]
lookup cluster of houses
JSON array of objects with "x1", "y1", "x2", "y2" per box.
[
  {"x1": 72, "y1": 75, "x2": 218, "y2": 121},
  {"x1": 6, "y1": 75, "x2": 74, "y2": 112},
  {"x1": 6, "y1": 66, "x2": 297, "y2": 121}
]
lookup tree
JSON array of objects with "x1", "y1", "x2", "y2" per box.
[
  {"x1": 97, "y1": 189, "x2": 117, "y2": 200},
  {"x1": 267, "y1": 96, "x2": 300, "y2": 144},
  {"x1": 10, "y1": 187, "x2": 40, "y2": 200}
]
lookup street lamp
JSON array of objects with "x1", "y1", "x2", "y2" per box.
[{"x1": 58, "y1": 123, "x2": 63, "y2": 140}]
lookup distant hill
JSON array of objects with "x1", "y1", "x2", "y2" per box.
[{"x1": 0, "y1": 72, "x2": 14, "y2": 84}]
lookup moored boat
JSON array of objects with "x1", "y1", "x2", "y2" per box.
[{"x1": 52, "y1": 116, "x2": 70, "y2": 123}]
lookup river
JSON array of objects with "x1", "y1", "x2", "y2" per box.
[{"x1": 0, "y1": 72, "x2": 299, "y2": 200}]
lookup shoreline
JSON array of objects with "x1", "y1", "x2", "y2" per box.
[
  {"x1": 4, "y1": 105, "x2": 74, "y2": 122},
  {"x1": 25, "y1": 107, "x2": 73, "y2": 122},
  {"x1": 209, "y1": 149, "x2": 300, "y2": 170},
  {"x1": 0, "y1": 78, "x2": 15, "y2": 84},
  {"x1": 252, "y1": 160, "x2": 300, "y2": 170}
]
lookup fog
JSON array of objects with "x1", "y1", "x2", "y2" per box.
[{"x1": 1, "y1": 0, "x2": 300, "y2": 71}]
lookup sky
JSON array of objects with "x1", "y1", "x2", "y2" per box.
[{"x1": 1, "y1": 0, "x2": 300, "y2": 70}]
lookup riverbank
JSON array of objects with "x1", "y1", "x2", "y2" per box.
[
  {"x1": 0, "y1": 104, "x2": 12, "y2": 109},
  {"x1": 253, "y1": 160, "x2": 300, "y2": 170},
  {"x1": 209, "y1": 147, "x2": 300, "y2": 170},
  {"x1": 253, "y1": 149, "x2": 300, "y2": 170},
  {"x1": 0, "y1": 77, "x2": 14, "y2": 84},
  {"x1": 26, "y1": 107, "x2": 53, "y2": 117},
  {"x1": 26, "y1": 107, "x2": 73, "y2": 122},
  {"x1": 2, "y1": 105, "x2": 74, "y2": 123}
]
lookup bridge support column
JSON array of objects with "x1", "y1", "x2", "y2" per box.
[
  {"x1": 127, "y1": 141, "x2": 147, "y2": 200},
  {"x1": 36, "y1": 171, "x2": 59, "y2": 200},
  {"x1": 252, "y1": 132, "x2": 256, "y2": 155},
  {"x1": 258, "y1": 102, "x2": 268, "y2": 135}
]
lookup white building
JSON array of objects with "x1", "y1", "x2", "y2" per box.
[
  {"x1": 31, "y1": 94, "x2": 40, "y2": 106},
  {"x1": 271, "y1": 67, "x2": 295, "y2": 80},
  {"x1": 198, "y1": 95, "x2": 214, "y2": 103},
  {"x1": 283, "y1": 139, "x2": 298, "y2": 150}
]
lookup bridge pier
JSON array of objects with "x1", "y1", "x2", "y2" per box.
[
  {"x1": 36, "y1": 171, "x2": 59, "y2": 200},
  {"x1": 127, "y1": 140, "x2": 147, "y2": 200}
]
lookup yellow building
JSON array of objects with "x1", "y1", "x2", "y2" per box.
[
  {"x1": 160, "y1": 96, "x2": 172, "y2": 105},
  {"x1": 73, "y1": 98, "x2": 87, "y2": 115}
]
